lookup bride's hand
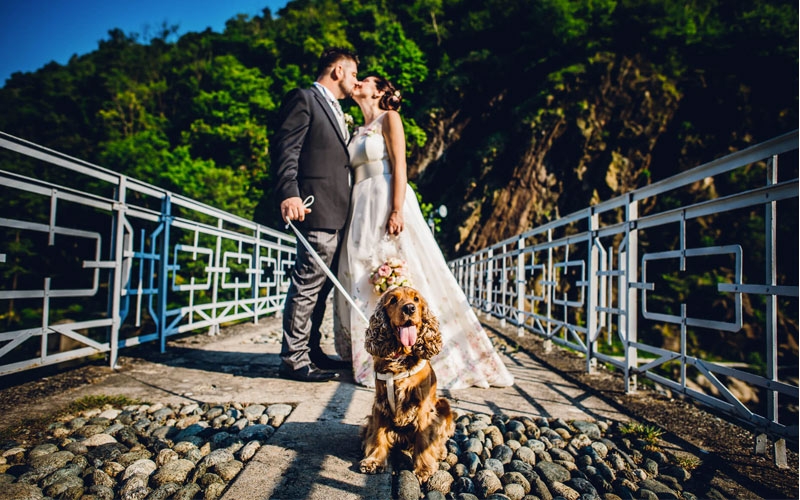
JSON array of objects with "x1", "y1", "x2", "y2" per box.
[{"x1": 386, "y1": 210, "x2": 404, "y2": 235}]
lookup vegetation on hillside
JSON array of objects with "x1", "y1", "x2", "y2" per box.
[{"x1": 1, "y1": 0, "x2": 795, "y2": 233}]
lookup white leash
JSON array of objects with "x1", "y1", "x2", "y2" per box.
[
  {"x1": 285, "y1": 196, "x2": 370, "y2": 325},
  {"x1": 376, "y1": 359, "x2": 427, "y2": 413}
]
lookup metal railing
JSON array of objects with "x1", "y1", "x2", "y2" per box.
[
  {"x1": 448, "y1": 130, "x2": 798, "y2": 463},
  {"x1": 2, "y1": 128, "x2": 797, "y2": 463},
  {"x1": 0, "y1": 132, "x2": 295, "y2": 375}
]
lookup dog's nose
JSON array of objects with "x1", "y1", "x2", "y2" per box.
[{"x1": 402, "y1": 303, "x2": 416, "y2": 315}]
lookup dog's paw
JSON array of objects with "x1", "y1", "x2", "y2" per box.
[
  {"x1": 416, "y1": 467, "x2": 435, "y2": 483},
  {"x1": 359, "y1": 458, "x2": 386, "y2": 474}
]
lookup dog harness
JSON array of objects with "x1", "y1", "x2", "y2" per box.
[{"x1": 376, "y1": 359, "x2": 427, "y2": 414}]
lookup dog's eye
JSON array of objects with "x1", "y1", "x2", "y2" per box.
[
  {"x1": 413, "y1": 296, "x2": 419, "y2": 302},
  {"x1": 389, "y1": 296, "x2": 398, "y2": 305}
]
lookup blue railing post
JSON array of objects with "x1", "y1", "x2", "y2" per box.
[{"x1": 158, "y1": 194, "x2": 172, "y2": 353}]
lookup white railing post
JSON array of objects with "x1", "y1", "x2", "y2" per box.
[
  {"x1": 210, "y1": 219, "x2": 223, "y2": 336},
  {"x1": 544, "y1": 228, "x2": 554, "y2": 353},
  {"x1": 516, "y1": 237, "x2": 525, "y2": 335},
  {"x1": 109, "y1": 177, "x2": 127, "y2": 368},
  {"x1": 253, "y1": 227, "x2": 261, "y2": 324},
  {"x1": 586, "y1": 209, "x2": 599, "y2": 373},
  {"x1": 500, "y1": 244, "x2": 507, "y2": 327},
  {"x1": 468, "y1": 254, "x2": 476, "y2": 306},
  {"x1": 486, "y1": 248, "x2": 494, "y2": 316},
  {"x1": 759, "y1": 155, "x2": 787, "y2": 468},
  {"x1": 623, "y1": 194, "x2": 639, "y2": 393}
]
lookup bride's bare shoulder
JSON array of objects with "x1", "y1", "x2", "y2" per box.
[{"x1": 382, "y1": 110, "x2": 403, "y2": 130}]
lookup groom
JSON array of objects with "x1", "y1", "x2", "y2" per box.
[{"x1": 272, "y1": 47, "x2": 359, "y2": 382}]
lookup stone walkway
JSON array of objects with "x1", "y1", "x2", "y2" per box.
[
  {"x1": 14, "y1": 310, "x2": 627, "y2": 500},
  {"x1": 0, "y1": 294, "x2": 644, "y2": 500}
]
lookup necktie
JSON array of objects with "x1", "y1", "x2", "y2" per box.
[{"x1": 329, "y1": 97, "x2": 348, "y2": 141}]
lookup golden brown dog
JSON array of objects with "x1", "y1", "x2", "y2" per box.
[{"x1": 360, "y1": 286, "x2": 454, "y2": 482}]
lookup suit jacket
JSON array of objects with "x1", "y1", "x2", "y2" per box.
[{"x1": 272, "y1": 86, "x2": 351, "y2": 230}]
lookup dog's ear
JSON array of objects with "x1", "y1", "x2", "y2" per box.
[
  {"x1": 365, "y1": 298, "x2": 396, "y2": 357},
  {"x1": 414, "y1": 294, "x2": 442, "y2": 359}
]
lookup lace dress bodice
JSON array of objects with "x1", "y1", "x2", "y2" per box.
[{"x1": 348, "y1": 113, "x2": 390, "y2": 183}]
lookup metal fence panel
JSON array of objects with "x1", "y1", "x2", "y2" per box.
[
  {"x1": 0, "y1": 132, "x2": 295, "y2": 376},
  {"x1": 449, "y1": 131, "x2": 799, "y2": 449}
]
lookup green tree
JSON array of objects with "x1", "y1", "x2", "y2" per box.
[{"x1": 182, "y1": 54, "x2": 274, "y2": 195}]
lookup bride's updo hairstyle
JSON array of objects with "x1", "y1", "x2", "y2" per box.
[{"x1": 374, "y1": 76, "x2": 402, "y2": 111}]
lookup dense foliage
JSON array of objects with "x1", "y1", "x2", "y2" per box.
[
  {"x1": 1, "y1": 0, "x2": 795, "y2": 234},
  {"x1": 0, "y1": 0, "x2": 797, "y2": 371}
]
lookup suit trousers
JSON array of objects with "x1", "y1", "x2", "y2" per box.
[{"x1": 281, "y1": 228, "x2": 342, "y2": 370}]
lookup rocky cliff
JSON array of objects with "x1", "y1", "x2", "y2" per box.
[{"x1": 413, "y1": 53, "x2": 681, "y2": 255}]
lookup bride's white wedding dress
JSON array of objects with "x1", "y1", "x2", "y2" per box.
[{"x1": 333, "y1": 112, "x2": 514, "y2": 390}]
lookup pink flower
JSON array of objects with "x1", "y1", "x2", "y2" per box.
[{"x1": 371, "y1": 258, "x2": 413, "y2": 295}]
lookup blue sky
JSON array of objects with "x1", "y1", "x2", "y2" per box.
[{"x1": 0, "y1": 0, "x2": 290, "y2": 85}]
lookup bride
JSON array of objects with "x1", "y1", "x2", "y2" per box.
[{"x1": 334, "y1": 75, "x2": 513, "y2": 390}]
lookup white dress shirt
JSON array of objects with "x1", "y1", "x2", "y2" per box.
[{"x1": 313, "y1": 82, "x2": 348, "y2": 141}]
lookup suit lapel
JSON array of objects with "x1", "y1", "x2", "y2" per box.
[{"x1": 312, "y1": 87, "x2": 348, "y2": 147}]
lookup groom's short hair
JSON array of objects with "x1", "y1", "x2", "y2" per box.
[{"x1": 317, "y1": 47, "x2": 359, "y2": 78}]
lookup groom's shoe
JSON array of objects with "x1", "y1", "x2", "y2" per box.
[
  {"x1": 278, "y1": 362, "x2": 339, "y2": 382},
  {"x1": 310, "y1": 352, "x2": 351, "y2": 370}
]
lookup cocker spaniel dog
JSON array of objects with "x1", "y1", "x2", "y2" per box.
[{"x1": 360, "y1": 286, "x2": 454, "y2": 483}]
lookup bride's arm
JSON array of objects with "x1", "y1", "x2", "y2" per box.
[{"x1": 383, "y1": 110, "x2": 407, "y2": 235}]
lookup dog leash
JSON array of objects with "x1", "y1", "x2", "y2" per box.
[
  {"x1": 375, "y1": 359, "x2": 427, "y2": 413},
  {"x1": 284, "y1": 196, "x2": 370, "y2": 325}
]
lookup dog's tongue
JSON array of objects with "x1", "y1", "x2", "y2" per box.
[{"x1": 399, "y1": 325, "x2": 417, "y2": 347}]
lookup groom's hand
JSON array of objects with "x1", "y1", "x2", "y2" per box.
[{"x1": 281, "y1": 197, "x2": 311, "y2": 222}]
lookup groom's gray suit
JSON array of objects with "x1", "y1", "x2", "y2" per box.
[{"x1": 272, "y1": 85, "x2": 351, "y2": 373}]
